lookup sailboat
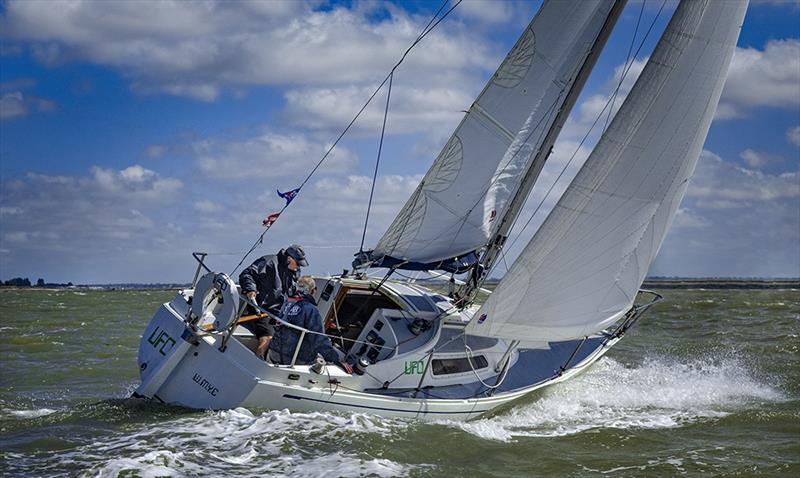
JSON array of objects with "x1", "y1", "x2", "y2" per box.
[{"x1": 134, "y1": 0, "x2": 747, "y2": 420}]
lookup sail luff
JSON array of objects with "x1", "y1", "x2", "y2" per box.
[
  {"x1": 467, "y1": 0, "x2": 749, "y2": 342},
  {"x1": 356, "y1": 1, "x2": 622, "y2": 272},
  {"x1": 463, "y1": 0, "x2": 628, "y2": 297}
]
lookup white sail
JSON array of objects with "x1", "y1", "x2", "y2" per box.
[
  {"x1": 363, "y1": 1, "x2": 620, "y2": 269},
  {"x1": 468, "y1": 0, "x2": 748, "y2": 341}
]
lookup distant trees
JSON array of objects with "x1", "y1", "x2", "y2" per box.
[
  {"x1": 1, "y1": 277, "x2": 73, "y2": 288},
  {"x1": 4, "y1": 277, "x2": 31, "y2": 287}
]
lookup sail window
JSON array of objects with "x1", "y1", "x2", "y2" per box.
[{"x1": 431, "y1": 355, "x2": 488, "y2": 375}]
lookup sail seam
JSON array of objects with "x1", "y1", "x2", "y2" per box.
[{"x1": 471, "y1": 103, "x2": 515, "y2": 142}]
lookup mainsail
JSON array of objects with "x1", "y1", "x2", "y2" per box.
[
  {"x1": 467, "y1": 0, "x2": 749, "y2": 341},
  {"x1": 356, "y1": 0, "x2": 622, "y2": 271}
]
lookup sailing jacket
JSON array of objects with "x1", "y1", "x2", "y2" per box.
[
  {"x1": 269, "y1": 294, "x2": 339, "y2": 365},
  {"x1": 238, "y1": 251, "x2": 298, "y2": 338}
]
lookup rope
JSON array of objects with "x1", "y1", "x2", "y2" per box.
[
  {"x1": 231, "y1": 0, "x2": 463, "y2": 275},
  {"x1": 463, "y1": 332, "x2": 512, "y2": 390}
]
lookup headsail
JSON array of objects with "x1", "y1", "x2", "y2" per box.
[
  {"x1": 468, "y1": 0, "x2": 748, "y2": 341},
  {"x1": 356, "y1": 0, "x2": 623, "y2": 271}
]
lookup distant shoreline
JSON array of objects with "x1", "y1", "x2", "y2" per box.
[
  {"x1": 1, "y1": 278, "x2": 798, "y2": 291},
  {"x1": 640, "y1": 278, "x2": 800, "y2": 290}
]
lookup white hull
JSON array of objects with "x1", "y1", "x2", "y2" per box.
[{"x1": 135, "y1": 279, "x2": 632, "y2": 421}]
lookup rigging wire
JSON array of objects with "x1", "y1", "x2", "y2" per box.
[
  {"x1": 603, "y1": 0, "x2": 646, "y2": 134},
  {"x1": 497, "y1": 0, "x2": 668, "y2": 276},
  {"x1": 231, "y1": 0, "x2": 463, "y2": 275},
  {"x1": 374, "y1": 0, "x2": 666, "y2": 291},
  {"x1": 360, "y1": 72, "x2": 394, "y2": 253}
]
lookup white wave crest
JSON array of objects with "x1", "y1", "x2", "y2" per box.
[
  {"x1": 446, "y1": 355, "x2": 784, "y2": 441},
  {"x1": 82, "y1": 408, "x2": 415, "y2": 477},
  {"x1": 4, "y1": 408, "x2": 58, "y2": 419}
]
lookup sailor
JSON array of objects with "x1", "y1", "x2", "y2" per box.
[
  {"x1": 268, "y1": 276, "x2": 341, "y2": 366},
  {"x1": 239, "y1": 244, "x2": 308, "y2": 359}
]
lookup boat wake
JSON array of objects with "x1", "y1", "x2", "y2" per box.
[
  {"x1": 80, "y1": 408, "x2": 416, "y2": 477},
  {"x1": 445, "y1": 354, "x2": 784, "y2": 441}
]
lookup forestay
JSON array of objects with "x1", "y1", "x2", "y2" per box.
[
  {"x1": 468, "y1": 0, "x2": 748, "y2": 341},
  {"x1": 359, "y1": 1, "x2": 619, "y2": 270}
]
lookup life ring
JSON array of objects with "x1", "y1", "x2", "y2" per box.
[{"x1": 193, "y1": 272, "x2": 239, "y2": 331}]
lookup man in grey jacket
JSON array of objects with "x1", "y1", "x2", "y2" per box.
[{"x1": 239, "y1": 244, "x2": 308, "y2": 359}]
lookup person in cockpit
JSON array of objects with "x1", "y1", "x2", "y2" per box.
[
  {"x1": 268, "y1": 276, "x2": 341, "y2": 366},
  {"x1": 239, "y1": 244, "x2": 307, "y2": 359}
]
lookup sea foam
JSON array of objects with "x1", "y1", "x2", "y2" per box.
[
  {"x1": 83, "y1": 407, "x2": 415, "y2": 477},
  {"x1": 445, "y1": 355, "x2": 784, "y2": 441}
]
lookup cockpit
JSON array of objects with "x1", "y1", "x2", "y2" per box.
[{"x1": 314, "y1": 278, "x2": 441, "y2": 364}]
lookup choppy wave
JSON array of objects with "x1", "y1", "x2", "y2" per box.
[
  {"x1": 78, "y1": 408, "x2": 416, "y2": 477},
  {"x1": 4, "y1": 408, "x2": 58, "y2": 419},
  {"x1": 446, "y1": 355, "x2": 784, "y2": 441}
]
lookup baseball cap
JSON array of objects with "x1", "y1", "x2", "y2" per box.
[{"x1": 285, "y1": 244, "x2": 309, "y2": 267}]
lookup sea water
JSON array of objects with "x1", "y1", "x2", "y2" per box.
[{"x1": 0, "y1": 288, "x2": 797, "y2": 477}]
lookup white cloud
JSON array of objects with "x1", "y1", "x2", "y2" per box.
[
  {"x1": 717, "y1": 39, "x2": 800, "y2": 119},
  {"x1": 787, "y1": 126, "x2": 800, "y2": 147},
  {"x1": 91, "y1": 165, "x2": 182, "y2": 198},
  {"x1": 456, "y1": 0, "x2": 514, "y2": 25},
  {"x1": 195, "y1": 130, "x2": 359, "y2": 180},
  {"x1": 0, "y1": 0, "x2": 495, "y2": 103},
  {"x1": 561, "y1": 57, "x2": 648, "y2": 143},
  {"x1": 0, "y1": 164, "x2": 189, "y2": 282},
  {"x1": 688, "y1": 150, "x2": 799, "y2": 202},
  {"x1": 194, "y1": 200, "x2": 223, "y2": 213},
  {"x1": 739, "y1": 148, "x2": 784, "y2": 169},
  {"x1": 0, "y1": 90, "x2": 55, "y2": 120},
  {"x1": 671, "y1": 208, "x2": 710, "y2": 229},
  {"x1": 650, "y1": 149, "x2": 800, "y2": 277},
  {"x1": 145, "y1": 144, "x2": 166, "y2": 159},
  {"x1": 0, "y1": 92, "x2": 26, "y2": 119},
  {"x1": 284, "y1": 84, "x2": 473, "y2": 135},
  {"x1": 750, "y1": 0, "x2": 800, "y2": 7}
]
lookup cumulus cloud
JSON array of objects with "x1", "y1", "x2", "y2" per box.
[
  {"x1": 456, "y1": 0, "x2": 514, "y2": 25},
  {"x1": 0, "y1": 164, "x2": 184, "y2": 281},
  {"x1": 738, "y1": 148, "x2": 785, "y2": 169},
  {"x1": 0, "y1": 90, "x2": 56, "y2": 120},
  {"x1": 787, "y1": 126, "x2": 800, "y2": 147},
  {"x1": 194, "y1": 130, "x2": 359, "y2": 180},
  {"x1": 576, "y1": 58, "x2": 648, "y2": 125},
  {"x1": 1, "y1": 78, "x2": 56, "y2": 120},
  {"x1": 688, "y1": 150, "x2": 799, "y2": 203},
  {"x1": 284, "y1": 84, "x2": 473, "y2": 135},
  {"x1": 652, "y1": 150, "x2": 800, "y2": 277},
  {"x1": 282, "y1": 174, "x2": 422, "y2": 251},
  {"x1": 717, "y1": 39, "x2": 800, "y2": 119},
  {"x1": 0, "y1": 0, "x2": 495, "y2": 103}
]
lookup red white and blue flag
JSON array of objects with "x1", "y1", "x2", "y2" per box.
[
  {"x1": 277, "y1": 187, "x2": 300, "y2": 206},
  {"x1": 262, "y1": 212, "x2": 280, "y2": 227}
]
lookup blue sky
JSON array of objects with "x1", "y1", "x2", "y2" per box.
[{"x1": 1, "y1": 0, "x2": 798, "y2": 284}]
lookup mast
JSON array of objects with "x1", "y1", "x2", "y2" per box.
[
  {"x1": 457, "y1": 0, "x2": 628, "y2": 304},
  {"x1": 466, "y1": 0, "x2": 749, "y2": 341}
]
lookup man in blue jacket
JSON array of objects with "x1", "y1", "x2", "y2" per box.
[
  {"x1": 239, "y1": 244, "x2": 307, "y2": 359},
  {"x1": 268, "y1": 276, "x2": 341, "y2": 365}
]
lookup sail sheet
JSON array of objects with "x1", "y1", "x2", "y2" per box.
[
  {"x1": 360, "y1": 1, "x2": 620, "y2": 269},
  {"x1": 468, "y1": 0, "x2": 748, "y2": 341}
]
